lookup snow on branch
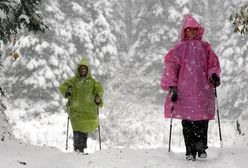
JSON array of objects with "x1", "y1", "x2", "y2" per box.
[
  {"x1": 230, "y1": 2, "x2": 248, "y2": 35},
  {"x1": 0, "y1": 0, "x2": 47, "y2": 44}
]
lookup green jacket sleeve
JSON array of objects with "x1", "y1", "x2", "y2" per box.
[
  {"x1": 94, "y1": 80, "x2": 104, "y2": 107},
  {"x1": 59, "y1": 77, "x2": 75, "y2": 98}
]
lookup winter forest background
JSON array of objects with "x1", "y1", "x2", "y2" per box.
[{"x1": 1, "y1": 0, "x2": 248, "y2": 153}]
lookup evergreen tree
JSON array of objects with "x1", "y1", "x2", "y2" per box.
[
  {"x1": 85, "y1": 0, "x2": 118, "y2": 79},
  {"x1": 0, "y1": 0, "x2": 47, "y2": 131},
  {"x1": 226, "y1": 0, "x2": 248, "y2": 141},
  {"x1": 0, "y1": 0, "x2": 47, "y2": 44},
  {"x1": 230, "y1": 1, "x2": 248, "y2": 34}
]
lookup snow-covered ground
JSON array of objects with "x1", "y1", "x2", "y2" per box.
[
  {"x1": 1, "y1": 85, "x2": 246, "y2": 168},
  {"x1": 0, "y1": 138, "x2": 247, "y2": 168}
]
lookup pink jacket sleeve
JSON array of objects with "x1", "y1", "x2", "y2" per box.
[
  {"x1": 160, "y1": 48, "x2": 180, "y2": 90},
  {"x1": 207, "y1": 44, "x2": 221, "y2": 79}
]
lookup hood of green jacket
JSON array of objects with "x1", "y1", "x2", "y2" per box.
[{"x1": 76, "y1": 58, "x2": 92, "y2": 78}]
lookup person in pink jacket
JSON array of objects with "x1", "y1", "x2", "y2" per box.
[{"x1": 161, "y1": 15, "x2": 221, "y2": 161}]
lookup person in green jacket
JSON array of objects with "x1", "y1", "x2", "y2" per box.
[{"x1": 59, "y1": 58, "x2": 104, "y2": 153}]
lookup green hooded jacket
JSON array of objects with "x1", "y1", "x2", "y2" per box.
[{"x1": 59, "y1": 58, "x2": 104, "y2": 133}]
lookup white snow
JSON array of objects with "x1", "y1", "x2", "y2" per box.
[
  {"x1": 0, "y1": 9, "x2": 7, "y2": 20},
  {"x1": 168, "y1": 7, "x2": 181, "y2": 21},
  {"x1": 71, "y1": 2, "x2": 83, "y2": 14},
  {"x1": 26, "y1": 58, "x2": 39, "y2": 70},
  {"x1": 182, "y1": 7, "x2": 190, "y2": 15},
  {"x1": 95, "y1": 13, "x2": 110, "y2": 29},
  {"x1": 0, "y1": 138, "x2": 247, "y2": 168},
  {"x1": 102, "y1": 44, "x2": 117, "y2": 55},
  {"x1": 152, "y1": 4, "x2": 163, "y2": 17},
  {"x1": 48, "y1": 56, "x2": 59, "y2": 67},
  {"x1": 45, "y1": 0, "x2": 65, "y2": 21},
  {"x1": 51, "y1": 43, "x2": 65, "y2": 56},
  {"x1": 6, "y1": 110, "x2": 246, "y2": 168},
  {"x1": 176, "y1": 0, "x2": 190, "y2": 7},
  {"x1": 1, "y1": 110, "x2": 248, "y2": 167},
  {"x1": 35, "y1": 41, "x2": 49, "y2": 54},
  {"x1": 19, "y1": 14, "x2": 30, "y2": 24},
  {"x1": 44, "y1": 66, "x2": 56, "y2": 79},
  {"x1": 17, "y1": 35, "x2": 39, "y2": 48}
]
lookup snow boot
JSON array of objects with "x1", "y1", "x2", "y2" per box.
[
  {"x1": 186, "y1": 154, "x2": 196, "y2": 161},
  {"x1": 75, "y1": 149, "x2": 88, "y2": 155},
  {"x1": 198, "y1": 150, "x2": 207, "y2": 158}
]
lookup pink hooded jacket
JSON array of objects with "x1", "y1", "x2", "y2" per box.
[{"x1": 160, "y1": 15, "x2": 220, "y2": 121}]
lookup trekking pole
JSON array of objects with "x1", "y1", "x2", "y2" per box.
[
  {"x1": 66, "y1": 116, "x2": 70, "y2": 150},
  {"x1": 97, "y1": 107, "x2": 102, "y2": 150},
  {"x1": 215, "y1": 88, "x2": 223, "y2": 148},
  {"x1": 168, "y1": 102, "x2": 174, "y2": 152}
]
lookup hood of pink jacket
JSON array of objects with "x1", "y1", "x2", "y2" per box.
[{"x1": 181, "y1": 15, "x2": 204, "y2": 41}]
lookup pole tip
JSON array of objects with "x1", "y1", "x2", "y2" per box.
[{"x1": 220, "y1": 141, "x2": 223, "y2": 148}]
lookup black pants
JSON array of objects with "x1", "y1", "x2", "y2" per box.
[
  {"x1": 73, "y1": 131, "x2": 88, "y2": 152},
  {"x1": 182, "y1": 120, "x2": 209, "y2": 156}
]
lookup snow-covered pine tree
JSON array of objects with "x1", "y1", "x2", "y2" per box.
[
  {"x1": 212, "y1": 0, "x2": 245, "y2": 119},
  {"x1": 0, "y1": 0, "x2": 47, "y2": 44},
  {"x1": 204, "y1": 0, "x2": 226, "y2": 48},
  {"x1": 84, "y1": 0, "x2": 118, "y2": 80},
  {"x1": 0, "y1": 0, "x2": 46, "y2": 141},
  {"x1": 223, "y1": 0, "x2": 248, "y2": 143},
  {"x1": 230, "y1": 1, "x2": 248, "y2": 34},
  {"x1": 0, "y1": 102, "x2": 12, "y2": 141}
]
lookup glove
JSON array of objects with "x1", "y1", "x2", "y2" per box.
[
  {"x1": 209, "y1": 73, "x2": 220, "y2": 87},
  {"x1": 94, "y1": 94, "x2": 102, "y2": 105},
  {"x1": 65, "y1": 86, "x2": 73, "y2": 97},
  {"x1": 169, "y1": 86, "x2": 178, "y2": 102}
]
